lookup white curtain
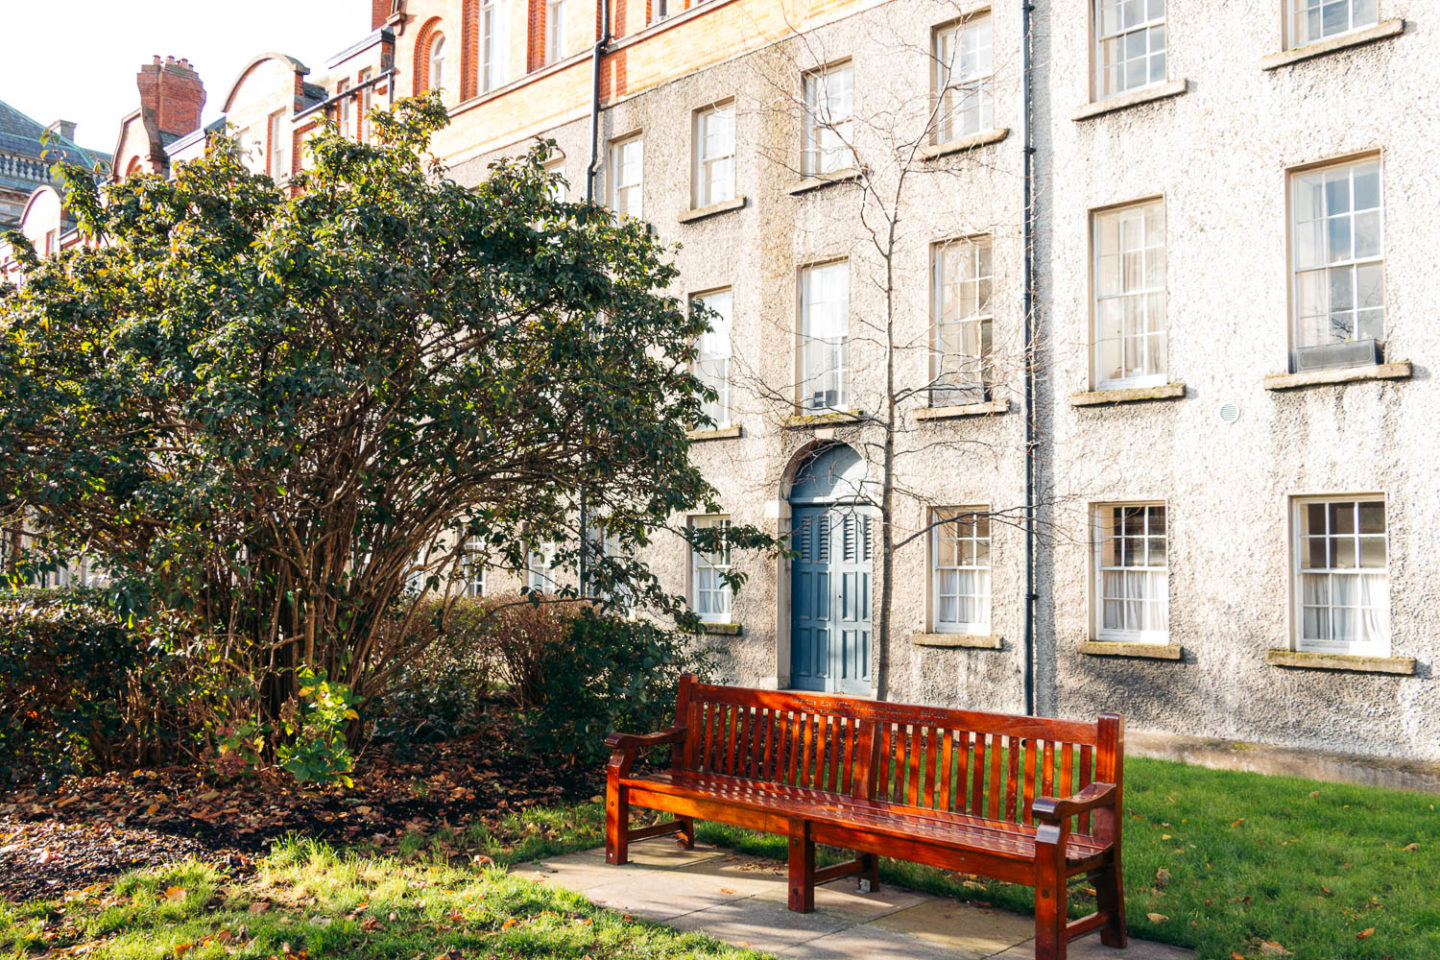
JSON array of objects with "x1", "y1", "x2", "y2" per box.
[{"x1": 1103, "y1": 569, "x2": 1166, "y2": 633}]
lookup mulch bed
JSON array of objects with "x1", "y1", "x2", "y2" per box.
[{"x1": 0, "y1": 726, "x2": 602, "y2": 903}]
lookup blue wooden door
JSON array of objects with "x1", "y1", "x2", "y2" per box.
[{"x1": 790, "y1": 505, "x2": 872, "y2": 694}]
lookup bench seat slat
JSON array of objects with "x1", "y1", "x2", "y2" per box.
[{"x1": 623, "y1": 771, "x2": 1108, "y2": 862}]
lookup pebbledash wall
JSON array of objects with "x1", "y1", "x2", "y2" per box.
[{"x1": 5, "y1": 0, "x2": 1437, "y2": 760}]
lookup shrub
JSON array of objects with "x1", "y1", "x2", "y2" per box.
[
  {"x1": 522, "y1": 611, "x2": 708, "y2": 764},
  {"x1": 483, "y1": 595, "x2": 591, "y2": 708},
  {"x1": 0, "y1": 591, "x2": 265, "y2": 786},
  {"x1": 0, "y1": 592, "x2": 142, "y2": 785},
  {"x1": 277, "y1": 668, "x2": 362, "y2": 788},
  {"x1": 370, "y1": 597, "x2": 509, "y2": 747}
]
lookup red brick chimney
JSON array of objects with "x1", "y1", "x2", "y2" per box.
[
  {"x1": 372, "y1": 0, "x2": 393, "y2": 29},
  {"x1": 137, "y1": 56, "x2": 206, "y2": 139}
]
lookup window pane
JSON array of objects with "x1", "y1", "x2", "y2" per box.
[
  {"x1": 1324, "y1": 169, "x2": 1351, "y2": 214},
  {"x1": 1294, "y1": 173, "x2": 1324, "y2": 221},
  {"x1": 1326, "y1": 217, "x2": 1352, "y2": 263},
  {"x1": 1097, "y1": 503, "x2": 1166, "y2": 640},
  {"x1": 801, "y1": 262, "x2": 848, "y2": 409},
  {"x1": 1292, "y1": 159, "x2": 1383, "y2": 354},
  {"x1": 1094, "y1": 200, "x2": 1165, "y2": 386},
  {"x1": 1329, "y1": 501, "x2": 1355, "y2": 534},
  {"x1": 1296, "y1": 499, "x2": 1388, "y2": 653}
]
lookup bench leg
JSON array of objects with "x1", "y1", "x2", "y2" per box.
[
  {"x1": 605, "y1": 782, "x2": 629, "y2": 866},
  {"x1": 1093, "y1": 857, "x2": 1128, "y2": 948},
  {"x1": 787, "y1": 818, "x2": 815, "y2": 913},
  {"x1": 859, "y1": 852, "x2": 879, "y2": 893},
  {"x1": 676, "y1": 815, "x2": 695, "y2": 850},
  {"x1": 1034, "y1": 826, "x2": 1068, "y2": 960}
]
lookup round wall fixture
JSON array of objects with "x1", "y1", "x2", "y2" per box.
[{"x1": 1218, "y1": 402, "x2": 1241, "y2": 424}]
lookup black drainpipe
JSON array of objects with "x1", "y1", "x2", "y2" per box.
[
  {"x1": 585, "y1": 0, "x2": 611, "y2": 203},
  {"x1": 579, "y1": 0, "x2": 611, "y2": 592},
  {"x1": 1021, "y1": 0, "x2": 1038, "y2": 717}
]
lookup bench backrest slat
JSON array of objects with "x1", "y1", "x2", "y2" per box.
[{"x1": 673, "y1": 679, "x2": 1115, "y2": 839}]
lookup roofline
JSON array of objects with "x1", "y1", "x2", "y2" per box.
[
  {"x1": 17, "y1": 183, "x2": 62, "y2": 227},
  {"x1": 326, "y1": 27, "x2": 394, "y2": 70},
  {"x1": 221, "y1": 52, "x2": 311, "y2": 113},
  {"x1": 109, "y1": 107, "x2": 146, "y2": 174},
  {"x1": 163, "y1": 119, "x2": 220, "y2": 159}
]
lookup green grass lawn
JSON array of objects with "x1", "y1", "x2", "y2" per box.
[
  {"x1": 2, "y1": 757, "x2": 1435, "y2": 960},
  {"x1": 0, "y1": 835, "x2": 761, "y2": 960}
]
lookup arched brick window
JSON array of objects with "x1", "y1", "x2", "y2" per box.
[{"x1": 413, "y1": 17, "x2": 445, "y2": 95}]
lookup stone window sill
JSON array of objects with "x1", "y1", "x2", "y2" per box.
[
  {"x1": 913, "y1": 400, "x2": 1010, "y2": 421},
  {"x1": 786, "y1": 167, "x2": 863, "y2": 196},
  {"x1": 677, "y1": 196, "x2": 747, "y2": 224},
  {"x1": 687, "y1": 425, "x2": 743, "y2": 442},
  {"x1": 1262, "y1": 19, "x2": 1405, "y2": 70},
  {"x1": 1072, "y1": 79, "x2": 1189, "y2": 122},
  {"x1": 700, "y1": 622, "x2": 743, "y2": 636},
  {"x1": 1266, "y1": 649, "x2": 1415, "y2": 675},
  {"x1": 911, "y1": 632, "x2": 1003, "y2": 650},
  {"x1": 1263, "y1": 361, "x2": 1411, "y2": 391},
  {"x1": 782, "y1": 409, "x2": 866, "y2": 428},
  {"x1": 1079, "y1": 641, "x2": 1183, "y2": 661},
  {"x1": 918, "y1": 128, "x2": 1009, "y2": 162},
  {"x1": 1070, "y1": 382, "x2": 1186, "y2": 407}
]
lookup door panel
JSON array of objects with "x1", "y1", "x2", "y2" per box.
[{"x1": 790, "y1": 505, "x2": 872, "y2": 694}]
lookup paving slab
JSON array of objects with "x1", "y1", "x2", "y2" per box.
[
  {"x1": 990, "y1": 937, "x2": 1195, "y2": 960},
  {"x1": 752, "y1": 873, "x2": 929, "y2": 920},
  {"x1": 775, "y1": 922, "x2": 939, "y2": 959},
  {"x1": 509, "y1": 842, "x2": 1194, "y2": 960},
  {"x1": 667, "y1": 892, "x2": 857, "y2": 955},
  {"x1": 579, "y1": 868, "x2": 766, "y2": 922},
  {"x1": 869, "y1": 897, "x2": 1035, "y2": 958}
]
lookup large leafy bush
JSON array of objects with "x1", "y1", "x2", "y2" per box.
[{"x1": 0, "y1": 93, "x2": 765, "y2": 735}]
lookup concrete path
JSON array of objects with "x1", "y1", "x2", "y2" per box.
[{"x1": 510, "y1": 841, "x2": 1194, "y2": 959}]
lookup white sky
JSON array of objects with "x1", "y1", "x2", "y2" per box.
[{"x1": 3, "y1": 0, "x2": 365, "y2": 154}]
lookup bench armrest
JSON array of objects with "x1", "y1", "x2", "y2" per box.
[
  {"x1": 1032, "y1": 782, "x2": 1118, "y2": 823},
  {"x1": 605, "y1": 726, "x2": 687, "y2": 780},
  {"x1": 604, "y1": 726, "x2": 688, "y2": 753}
]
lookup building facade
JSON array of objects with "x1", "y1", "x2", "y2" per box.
[
  {"x1": 4, "y1": 0, "x2": 1435, "y2": 761},
  {"x1": 0, "y1": 100, "x2": 108, "y2": 248}
]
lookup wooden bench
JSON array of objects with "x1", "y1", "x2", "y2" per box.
[{"x1": 604, "y1": 676, "x2": 1127, "y2": 960}]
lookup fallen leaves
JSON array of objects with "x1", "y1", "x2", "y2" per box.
[
  {"x1": 1258, "y1": 941, "x2": 1292, "y2": 956},
  {"x1": 0, "y1": 722, "x2": 600, "y2": 902},
  {"x1": 163, "y1": 886, "x2": 187, "y2": 905},
  {"x1": 1146, "y1": 912, "x2": 1169, "y2": 923},
  {"x1": 1357, "y1": 927, "x2": 1375, "y2": 939}
]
